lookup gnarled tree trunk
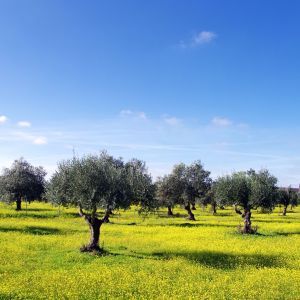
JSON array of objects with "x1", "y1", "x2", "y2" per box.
[
  {"x1": 283, "y1": 205, "x2": 287, "y2": 216},
  {"x1": 242, "y1": 208, "x2": 252, "y2": 233},
  {"x1": 16, "y1": 197, "x2": 22, "y2": 211},
  {"x1": 167, "y1": 205, "x2": 173, "y2": 216},
  {"x1": 85, "y1": 216, "x2": 102, "y2": 251},
  {"x1": 79, "y1": 206, "x2": 108, "y2": 252},
  {"x1": 185, "y1": 203, "x2": 195, "y2": 221},
  {"x1": 191, "y1": 203, "x2": 196, "y2": 210}
]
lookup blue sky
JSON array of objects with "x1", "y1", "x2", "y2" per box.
[{"x1": 1, "y1": 0, "x2": 300, "y2": 185}]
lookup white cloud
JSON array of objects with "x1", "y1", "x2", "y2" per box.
[
  {"x1": 211, "y1": 117, "x2": 232, "y2": 127},
  {"x1": 12, "y1": 131, "x2": 48, "y2": 145},
  {"x1": 33, "y1": 137, "x2": 47, "y2": 145},
  {"x1": 120, "y1": 109, "x2": 147, "y2": 120},
  {"x1": 17, "y1": 121, "x2": 31, "y2": 128},
  {"x1": 179, "y1": 31, "x2": 217, "y2": 48},
  {"x1": 163, "y1": 116, "x2": 181, "y2": 126},
  {"x1": 120, "y1": 109, "x2": 133, "y2": 116},
  {"x1": 1, "y1": 115, "x2": 300, "y2": 186},
  {"x1": 193, "y1": 31, "x2": 217, "y2": 45},
  {"x1": 0, "y1": 115, "x2": 8, "y2": 124},
  {"x1": 137, "y1": 112, "x2": 147, "y2": 119}
]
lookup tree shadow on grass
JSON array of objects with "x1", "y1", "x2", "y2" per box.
[
  {"x1": 211, "y1": 212, "x2": 233, "y2": 217},
  {"x1": 226, "y1": 230, "x2": 300, "y2": 238},
  {"x1": 101, "y1": 249, "x2": 284, "y2": 269},
  {"x1": 272, "y1": 231, "x2": 300, "y2": 237},
  {"x1": 150, "y1": 250, "x2": 283, "y2": 269},
  {"x1": 23, "y1": 208, "x2": 53, "y2": 212},
  {"x1": 0, "y1": 213, "x2": 58, "y2": 219},
  {"x1": 254, "y1": 219, "x2": 294, "y2": 224},
  {"x1": 63, "y1": 212, "x2": 82, "y2": 218},
  {"x1": 109, "y1": 222, "x2": 237, "y2": 228},
  {"x1": 25, "y1": 226, "x2": 62, "y2": 235},
  {"x1": 0, "y1": 210, "x2": 84, "y2": 219},
  {"x1": 172, "y1": 222, "x2": 236, "y2": 228},
  {"x1": 0, "y1": 226, "x2": 62, "y2": 235},
  {"x1": 156, "y1": 212, "x2": 187, "y2": 219}
]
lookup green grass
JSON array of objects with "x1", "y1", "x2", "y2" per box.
[{"x1": 0, "y1": 202, "x2": 299, "y2": 299}]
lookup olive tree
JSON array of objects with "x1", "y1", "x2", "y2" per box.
[
  {"x1": 277, "y1": 187, "x2": 298, "y2": 216},
  {"x1": 200, "y1": 184, "x2": 217, "y2": 215},
  {"x1": 156, "y1": 174, "x2": 179, "y2": 216},
  {"x1": 47, "y1": 152, "x2": 155, "y2": 252},
  {"x1": 215, "y1": 169, "x2": 278, "y2": 233},
  {"x1": 215, "y1": 172, "x2": 252, "y2": 231},
  {"x1": 248, "y1": 169, "x2": 278, "y2": 212},
  {"x1": 182, "y1": 161, "x2": 211, "y2": 220},
  {"x1": 158, "y1": 161, "x2": 211, "y2": 220},
  {"x1": 0, "y1": 158, "x2": 46, "y2": 210},
  {"x1": 290, "y1": 191, "x2": 299, "y2": 210}
]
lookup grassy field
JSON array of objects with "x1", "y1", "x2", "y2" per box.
[{"x1": 0, "y1": 202, "x2": 299, "y2": 300}]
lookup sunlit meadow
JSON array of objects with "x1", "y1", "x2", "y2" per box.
[{"x1": 0, "y1": 202, "x2": 299, "y2": 299}]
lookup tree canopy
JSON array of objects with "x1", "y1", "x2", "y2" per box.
[
  {"x1": 46, "y1": 152, "x2": 156, "y2": 251},
  {"x1": 277, "y1": 187, "x2": 299, "y2": 216},
  {"x1": 0, "y1": 158, "x2": 46, "y2": 210},
  {"x1": 215, "y1": 169, "x2": 278, "y2": 233},
  {"x1": 156, "y1": 161, "x2": 211, "y2": 220}
]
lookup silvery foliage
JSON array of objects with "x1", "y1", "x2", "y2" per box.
[
  {"x1": 215, "y1": 169, "x2": 278, "y2": 210},
  {"x1": 0, "y1": 158, "x2": 46, "y2": 202},
  {"x1": 47, "y1": 151, "x2": 156, "y2": 212},
  {"x1": 156, "y1": 161, "x2": 212, "y2": 207},
  {"x1": 277, "y1": 187, "x2": 298, "y2": 207}
]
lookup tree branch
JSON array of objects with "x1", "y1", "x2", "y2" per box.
[
  {"x1": 78, "y1": 204, "x2": 86, "y2": 217},
  {"x1": 234, "y1": 204, "x2": 242, "y2": 215},
  {"x1": 91, "y1": 206, "x2": 97, "y2": 217},
  {"x1": 101, "y1": 211, "x2": 110, "y2": 223}
]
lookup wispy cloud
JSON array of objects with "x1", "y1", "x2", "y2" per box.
[
  {"x1": 17, "y1": 121, "x2": 31, "y2": 128},
  {"x1": 0, "y1": 111, "x2": 299, "y2": 185},
  {"x1": 193, "y1": 31, "x2": 217, "y2": 45},
  {"x1": 180, "y1": 30, "x2": 217, "y2": 48},
  {"x1": 120, "y1": 109, "x2": 147, "y2": 120},
  {"x1": 33, "y1": 137, "x2": 47, "y2": 145},
  {"x1": 163, "y1": 116, "x2": 181, "y2": 126},
  {"x1": 120, "y1": 109, "x2": 133, "y2": 116},
  {"x1": 137, "y1": 112, "x2": 147, "y2": 119},
  {"x1": 9, "y1": 131, "x2": 48, "y2": 145},
  {"x1": 211, "y1": 117, "x2": 232, "y2": 127},
  {"x1": 0, "y1": 115, "x2": 8, "y2": 124}
]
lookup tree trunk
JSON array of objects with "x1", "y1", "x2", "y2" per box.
[
  {"x1": 283, "y1": 205, "x2": 287, "y2": 216},
  {"x1": 103, "y1": 210, "x2": 111, "y2": 223},
  {"x1": 185, "y1": 204, "x2": 196, "y2": 221},
  {"x1": 167, "y1": 206, "x2": 173, "y2": 216},
  {"x1": 191, "y1": 203, "x2": 196, "y2": 210},
  {"x1": 242, "y1": 209, "x2": 252, "y2": 234},
  {"x1": 16, "y1": 197, "x2": 22, "y2": 211},
  {"x1": 211, "y1": 202, "x2": 217, "y2": 215},
  {"x1": 84, "y1": 216, "x2": 102, "y2": 251}
]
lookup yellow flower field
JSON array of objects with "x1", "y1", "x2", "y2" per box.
[{"x1": 0, "y1": 202, "x2": 299, "y2": 299}]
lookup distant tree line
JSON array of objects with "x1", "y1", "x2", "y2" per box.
[{"x1": 0, "y1": 153, "x2": 298, "y2": 251}]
